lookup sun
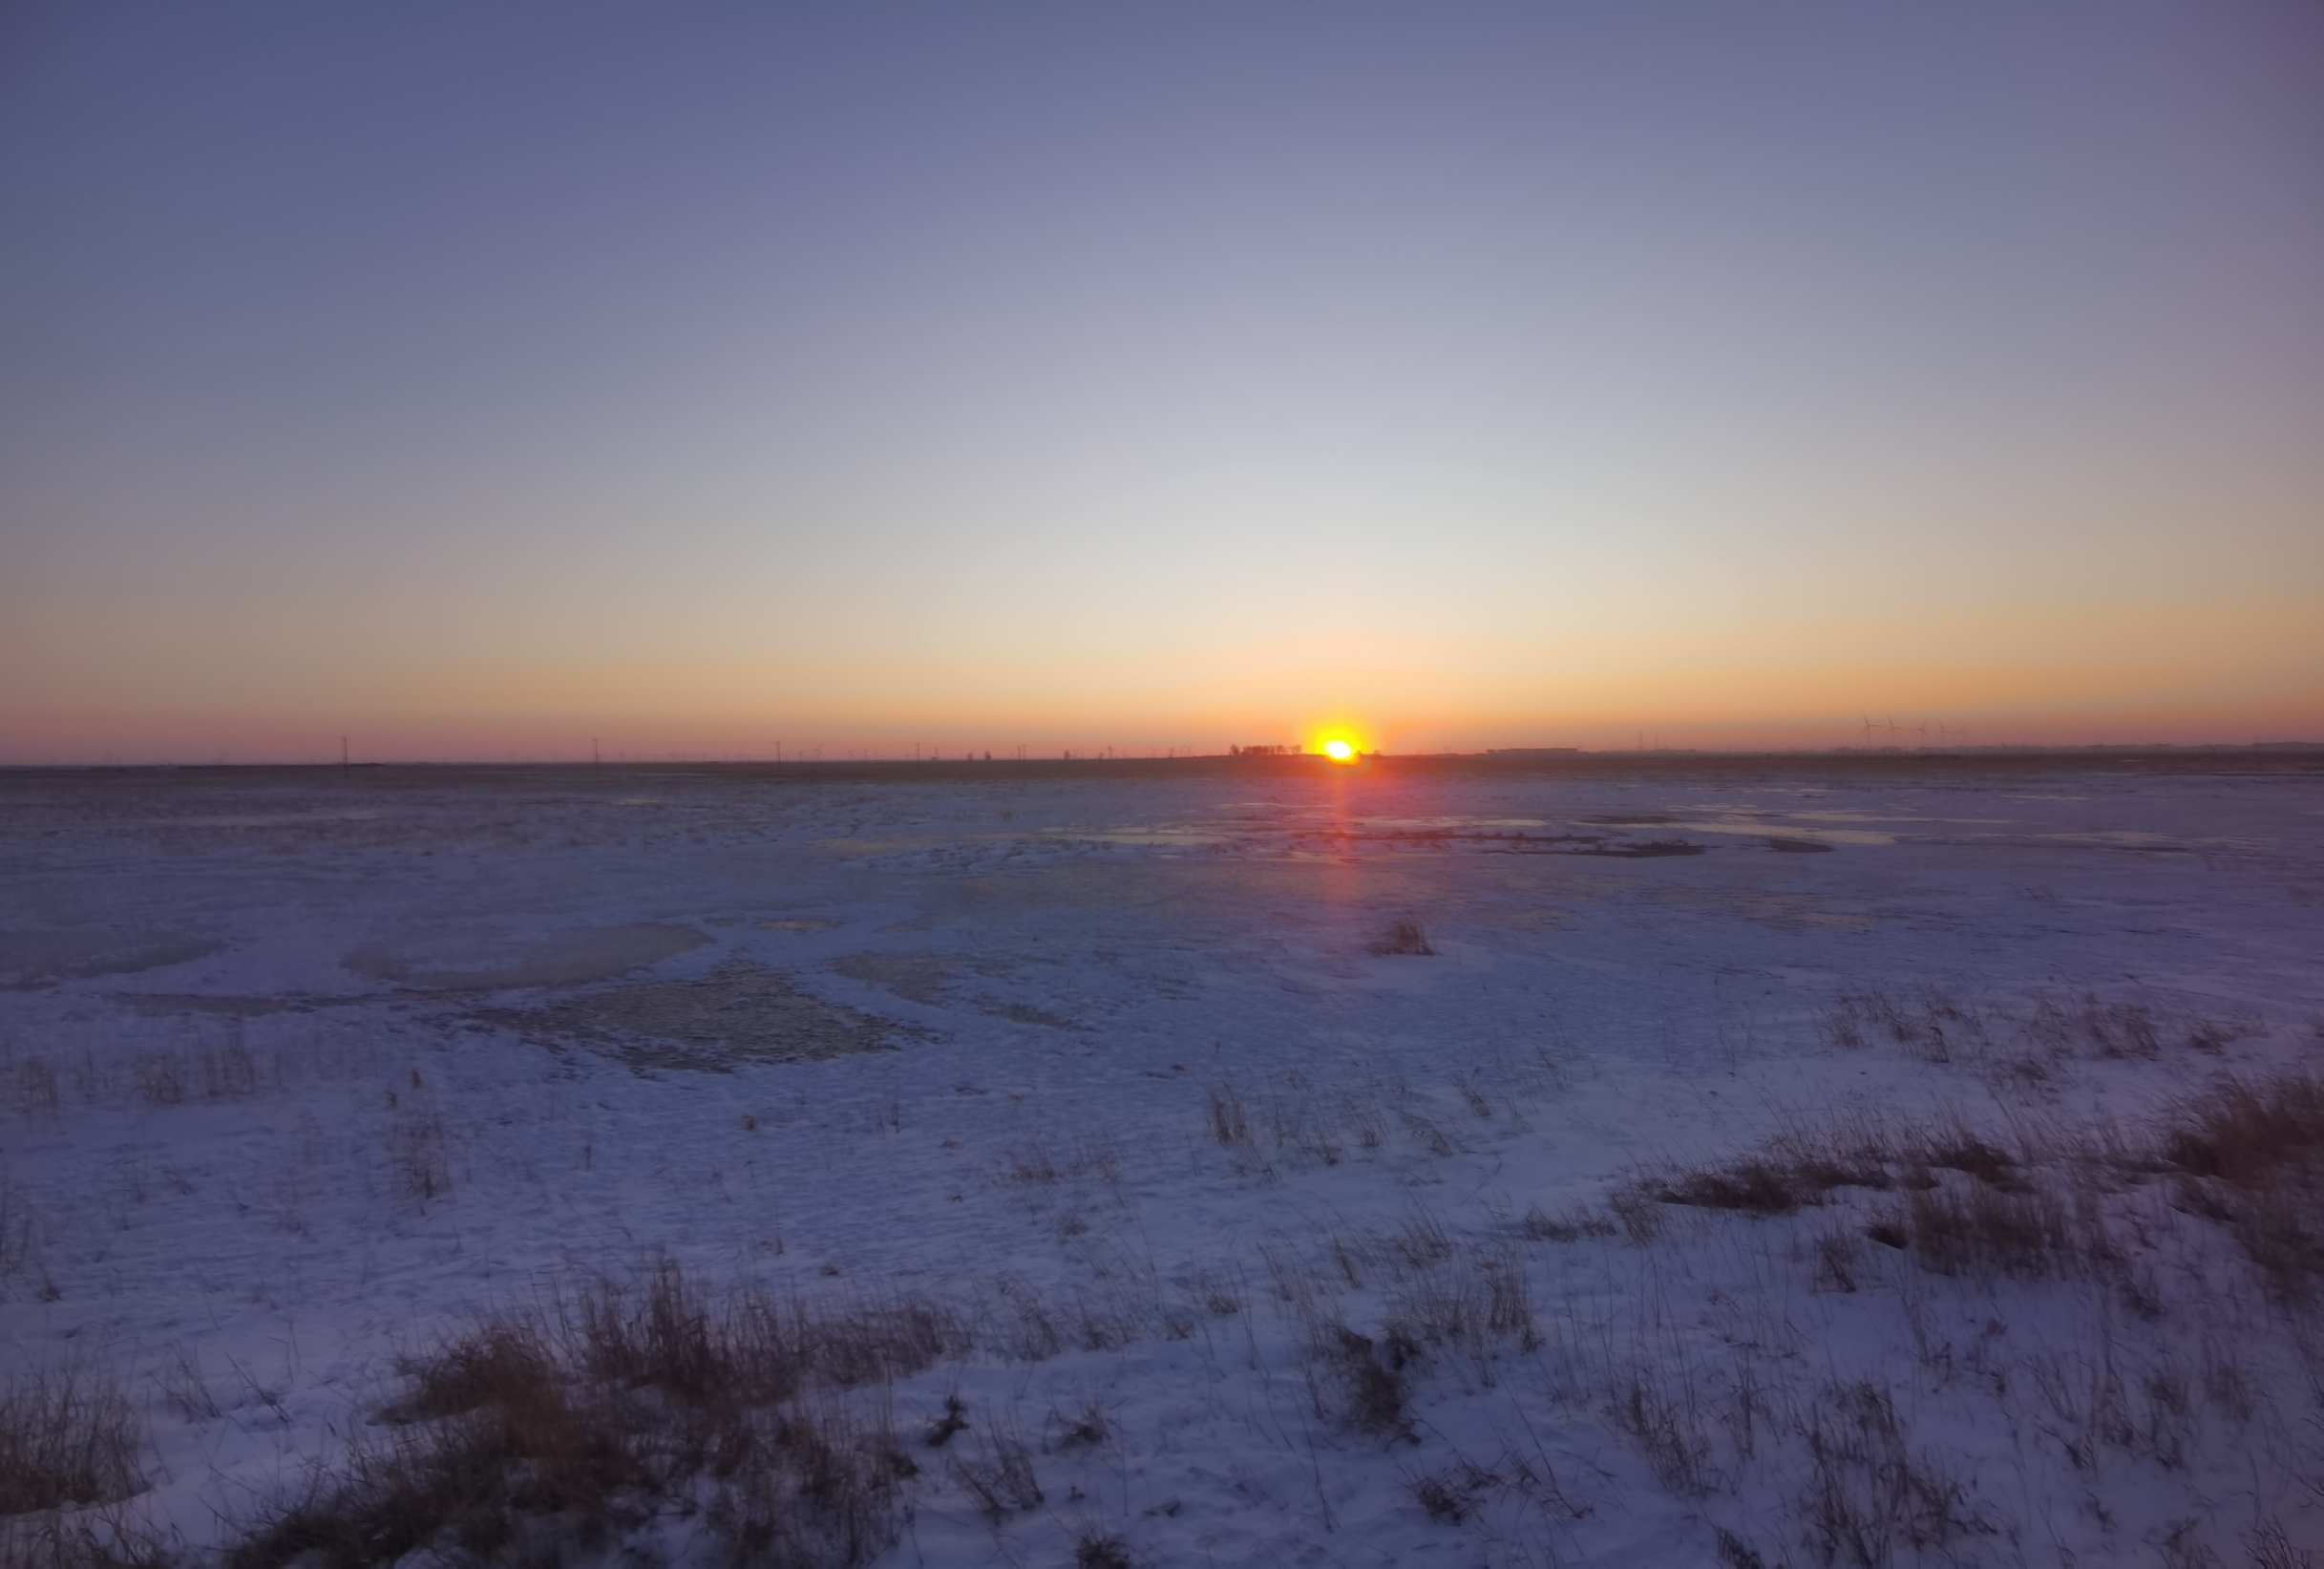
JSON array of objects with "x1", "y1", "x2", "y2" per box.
[{"x1": 1321, "y1": 738, "x2": 1357, "y2": 763}]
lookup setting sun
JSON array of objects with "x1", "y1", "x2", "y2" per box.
[{"x1": 1321, "y1": 738, "x2": 1356, "y2": 762}]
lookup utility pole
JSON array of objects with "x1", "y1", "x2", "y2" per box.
[{"x1": 341, "y1": 735, "x2": 349, "y2": 770}]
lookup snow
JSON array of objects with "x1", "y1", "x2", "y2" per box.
[{"x1": 3, "y1": 756, "x2": 2322, "y2": 1565}]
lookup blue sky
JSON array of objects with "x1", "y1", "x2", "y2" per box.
[{"x1": 3, "y1": 2, "x2": 2318, "y2": 759}]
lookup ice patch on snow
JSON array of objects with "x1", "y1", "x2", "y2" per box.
[{"x1": 343, "y1": 922, "x2": 707, "y2": 990}]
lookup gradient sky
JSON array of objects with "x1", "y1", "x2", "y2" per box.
[{"x1": 3, "y1": 2, "x2": 2319, "y2": 761}]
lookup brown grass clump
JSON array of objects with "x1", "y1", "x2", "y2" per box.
[
  {"x1": 0, "y1": 1508, "x2": 173, "y2": 1569},
  {"x1": 2159, "y1": 1074, "x2": 2324, "y2": 1186},
  {"x1": 1828, "y1": 985, "x2": 2261, "y2": 1075},
  {"x1": 2029, "y1": 993, "x2": 2162, "y2": 1060},
  {"x1": 1523, "y1": 1203, "x2": 1616, "y2": 1242},
  {"x1": 1367, "y1": 919, "x2": 1435, "y2": 957},
  {"x1": 1307, "y1": 1322, "x2": 1416, "y2": 1439},
  {"x1": 1804, "y1": 1380, "x2": 1986, "y2": 1564},
  {"x1": 1411, "y1": 1459, "x2": 1501, "y2": 1523},
  {"x1": 1612, "y1": 1377, "x2": 1712, "y2": 1495},
  {"x1": 234, "y1": 1354, "x2": 642, "y2": 1569},
  {"x1": 1656, "y1": 1159, "x2": 1814, "y2": 1216},
  {"x1": 1824, "y1": 986, "x2": 1977, "y2": 1059},
  {"x1": 1639, "y1": 1127, "x2": 1897, "y2": 1218},
  {"x1": 131, "y1": 1054, "x2": 184, "y2": 1109},
  {"x1": 0, "y1": 1364, "x2": 143, "y2": 1516},
  {"x1": 1619, "y1": 1066, "x2": 2324, "y2": 1304},
  {"x1": 13, "y1": 1058, "x2": 59, "y2": 1119},
  {"x1": 950, "y1": 1426, "x2": 1043, "y2": 1521},
  {"x1": 1073, "y1": 1534, "x2": 1134, "y2": 1568},
  {"x1": 1891, "y1": 1182, "x2": 2076, "y2": 1280},
  {"x1": 389, "y1": 1113, "x2": 451, "y2": 1202},
  {"x1": 232, "y1": 1259, "x2": 957, "y2": 1569},
  {"x1": 2157, "y1": 1074, "x2": 2324, "y2": 1297},
  {"x1": 1204, "y1": 1076, "x2": 1251, "y2": 1147},
  {"x1": 574, "y1": 1257, "x2": 964, "y2": 1403},
  {"x1": 385, "y1": 1321, "x2": 558, "y2": 1425}
]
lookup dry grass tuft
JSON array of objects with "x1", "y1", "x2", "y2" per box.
[
  {"x1": 389, "y1": 1113, "x2": 451, "y2": 1202},
  {"x1": 951, "y1": 1426, "x2": 1043, "y2": 1521},
  {"x1": 1891, "y1": 1181, "x2": 2076, "y2": 1280},
  {"x1": 1804, "y1": 1380, "x2": 1986, "y2": 1565},
  {"x1": 1048, "y1": 1400, "x2": 1108, "y2": 1451},
  {"x1": 0, "y1": 1507, "x2": 173, "y2": 1569},
  {"x1": 1367, "y1": 919, "x2": 1435, "y2": 957},
  {"x1": 1612, "y1": 1376, "x2": 1712, "y2": 1495},
  {"x1": 0, "y1": 1364, "x2": 143, "y2": 1517},
  {"x1": 1204, "y1": 1076, "x2": 1251, "y2": 1148},
  {"x1": 2247, "y1": 1518, "x2": 2317, "y2": 1569},
  {"x1": 1307, "y1": 1322, "x2": 1416, "y2": 1438},
  {"x1": 1523, "y1": 1203, "x2": 1616, "y2": 1242},
  {"x1": 232, "y1": 1258, "x2": 952, "y2": 1568},
  {"x1": 2157, "y1": 1074, "x2": 2324, "y2": 1297},
  {"x1": 1411, "y1": 1459, "x2": 1501, "y2": 1523},
  {"x1": 2030, "y1": 992, "x2": 2162, "y2": 1060},
  {"x1": 2159, "y1": 1074, "x2": 2324, "y2": 1186},
  {"x1": 1073, "y1": 1533, "x2": 1134, "y2": 1568},
  {"x1": 1636, "y1": 1125, "x2": 1898, "y2": 1219},
  {"x1": 13, "y1": 1058, "x2": 59, "y2": 1119},
  {"x1": 131, "y1": 1054, "x2": 183, "y2": 1108},
  {"x1": 386, "y1": 1321, "x2": 558, "y2": 1425},
  {"x1": 1828, "y1": 985, "x2": 2262, "y2": 1081},
  {"x1": 0, "y1": 1175, "x2": 43, "y2": 1295},
  {"x1": 1656, "y1": 1158, "x2": 1814, "y2": 1217}
]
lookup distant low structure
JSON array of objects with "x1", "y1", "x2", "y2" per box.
[
  {"x1": 1230, "y1": 744, "x2": 1299, "y2": 756},
  {"x1": 1485, "y1": 747, "x2": 1580, "y2": 756}
]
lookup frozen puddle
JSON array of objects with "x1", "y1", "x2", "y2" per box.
[
  {"x1": 477, "y1": 958, "x2": 900, "y2": 1071},
  {"x1": 343, "y1": 922, "x2": 708, "y2": 991}
]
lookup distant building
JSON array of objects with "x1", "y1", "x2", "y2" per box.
[{"x1": 1485, "y1": 748, "x2": 1579, "y2": 756}]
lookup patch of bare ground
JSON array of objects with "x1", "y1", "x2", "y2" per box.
[{"x1": 476, "y1": 958, "x2": 902, "y2": 1071}]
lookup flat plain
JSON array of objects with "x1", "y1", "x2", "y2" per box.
[{"x1": 4, "y1": 753, "x2": 2322, "y2": 1567}]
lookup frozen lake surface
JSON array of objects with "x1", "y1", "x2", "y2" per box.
[{"x1": 4, "y1": 754, "x2": 2322, "y2": 1566}]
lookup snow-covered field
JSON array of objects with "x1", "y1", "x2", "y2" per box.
[{"x1": 4, "y1": 755, "x2": 2322, "y2": 1567}]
